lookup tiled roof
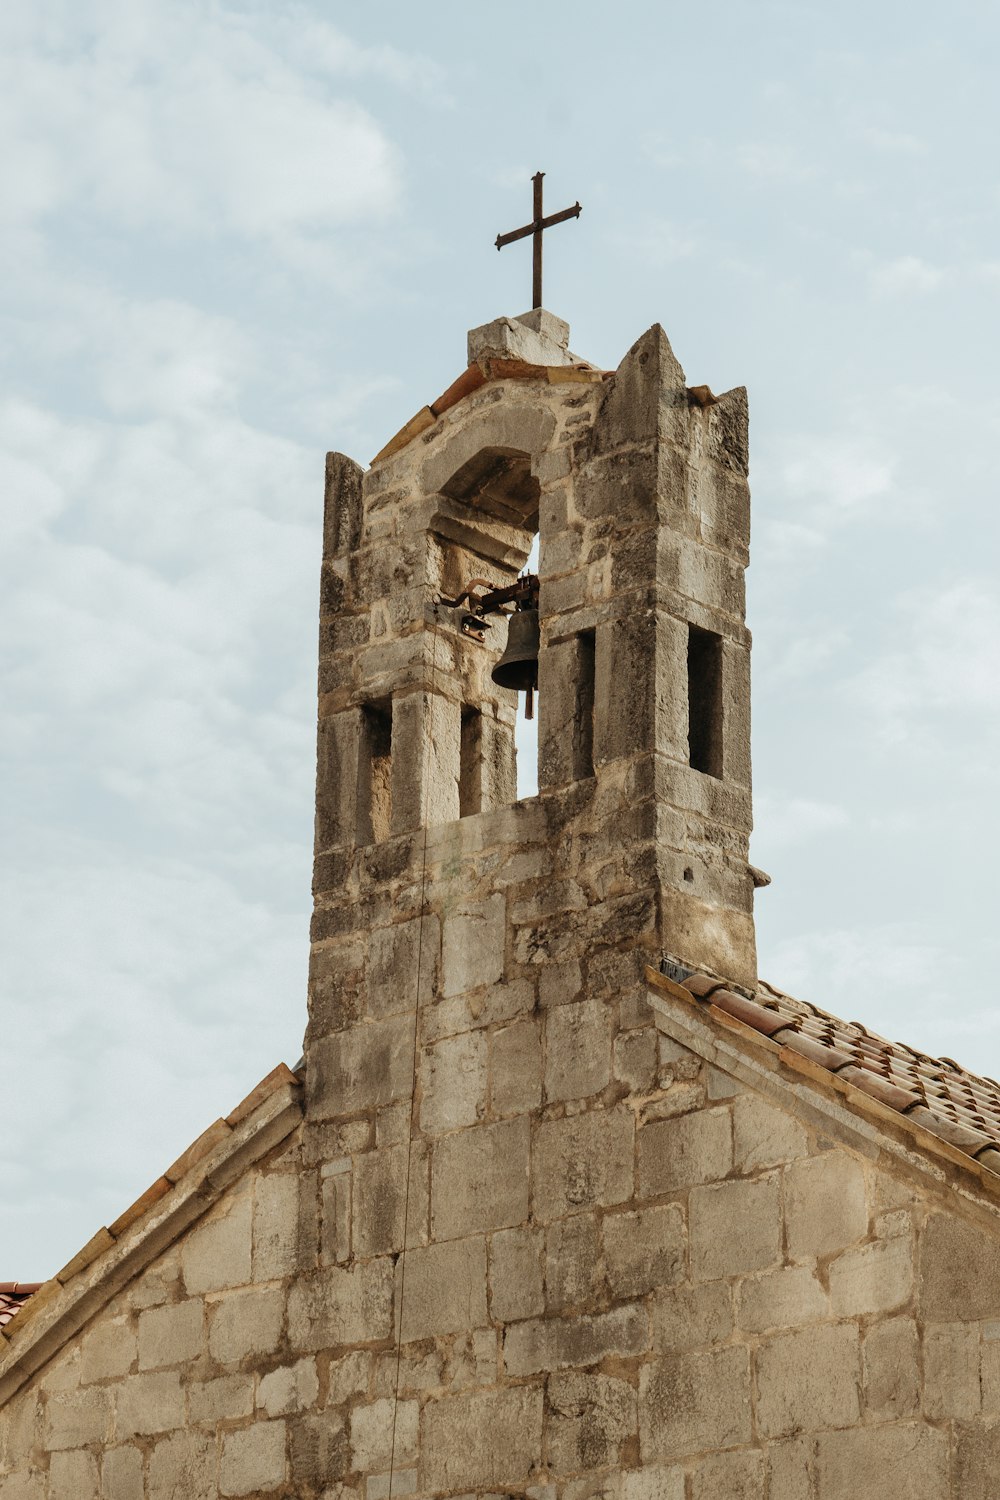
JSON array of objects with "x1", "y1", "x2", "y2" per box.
[
  {"x1": 679, "y1": 971, "x2": 1000, "y2": 1176},
  {"x1": 0, "y1": 1286, "x2": 41, "y2": 1329}
]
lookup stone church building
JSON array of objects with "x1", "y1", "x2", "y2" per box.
[{"x1": 5, "y1": 307, "x2": 1000, "y2": 1500}]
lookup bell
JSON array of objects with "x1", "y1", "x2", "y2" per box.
[{"x1": 491, "y1": 606, "x2": 539, "y2": 699}]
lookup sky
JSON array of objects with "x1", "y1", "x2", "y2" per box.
[{"x1": 4, "y1": 0, "x2": 1000, "y2": 1274}]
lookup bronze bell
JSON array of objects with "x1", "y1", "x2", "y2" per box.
[{"x1": 491, "y1": 606, "x2": 539, "y2": 716}]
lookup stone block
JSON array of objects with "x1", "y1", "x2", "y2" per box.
[
  {"x1": 765, "y1": 1437, "x2": 813, "y2": 1500},
  {"x1": 546, "y1": 1371, "x2": 637, "y2": 1473},
  {"x1": 737, "y1": 1265, "x2": 827, "y2": 1332},
  {"x1": 923, "y1": 1322, "x2": 981, "y2": 1418},
  {"x1": 546, "y1": 1213, "x2": 602, "y2": 1311},
  {"x1": 208, "y1": 1285, "x2": 284, "y2": 1364},
  {"x1": 322, "y1": 1167, "x2": 352, "y2": 1264},
  {"x1": 137, "y1": 1297, "x2": 204, "y2": 1370},
  {"x1": 148, "y1": 1431, "x2": 215, "y2": 1500},
  {"x1": 639, "y1": 1346, "x2": 751, "y2": 1461},
  {"x1": 101, "y1": 1446, "x2": 144, "y2": 1500},
  {"x1": 955, "y1": 1420, "x2": 1000, "y2": 1500},
  {"x1": 614, "y1": 1027, "x2": 658, "y2": 1094},
  {"x1": 689, "y1": 1174, "x2": 781, "y2": 1279},
  {"x1": 220, "y1": 1420, "x2": 287, "y2": 1495},
  {"x1": 732, "y1": 1093, "x2": 808, "y2": 1172},
  {"x1": 115, "y1": 1372, "x2": 183, "y2": 1438},
  {"x1": 351, "y1": 1396, "x2": 418, "y2": 1472},
  {"x1": 489, "y1": 1226, "x2": 545, "y2": 1322},
  {"x1": 353, "y1": 1141, "x2": 427, "y2": 1257},
  {"x1": 287, "y1": 1409, "x2": 350, "y2": 1490},
  {"x1": 754, "y1": 1324, "x2": 860, "y2": 1439},
  {"x1": 689, "y1": 1449, "x2": 764, "y2": 1500},
  {"x1": 188, "y1": 1374, "x2": 254, "y2": 1423},
  {"x1": 45, "y1": 1388, "x2": 109, "y2": 1450},
  {"x1": 310, "y1": 1014, "x2": 414, "y2": 1118},
  {"x1": 368, "y1": 914, "x2": 438, "y2": 1019},
  {"x1": 491, "y1": 1018, "x2": 543, "y2": 1115},
  {"x1": 784, "y1": 1151, "x2": 867, "y2": 1260},
  {"x1": 538, "y1": 959, "x2": 583, "y2": 1009},
  {"x1": 919, "y1": 1212, "x2": 1000, "y2": 1320},
  {"x1": 637, "y1": 1106, "x2": 731, "y2": 1197},
  {"x1": 258, "y1": 1359, "x2": 320, "y2": 1417},
  {"x1": 421, "y1": 1386, "x2": 543, "y2": 1492},
  {"x1": 862, "y1": 1316, "x2": 919, "y2": 1419},
  {"x1": 327, "y1": 1349, "x2": 372, "y2": 1404},
  {"x1": 828, "y1": 1234, "x2": 912, "y2": 1317},
  {"x1": 390, "y1": 690, "x2": 461, "y2": 833},
  {"x1": 287, "y1": 1259, "x2": 394, "y2": 1351},
  {"x1": 603, "y1": 1204, "x2": 684, "y2": 1299},
  {"x1": 420, "y1": 1028, "x2": 488, "y2": 1134},
  {"x1": 431, "y1": 1117, "x2": 530, "y2": 1238},
  {"x1": 442, "y1": 894, "x2": 505, "y2": 997},
  {"x1": 620, "y1": 1467, "x2": 685, "y2": 1500},
  {"x1": 49, "y1": 1450, "x2": 99, "y2": 1500},
  {"x1": 544, "y1": 998, "x2": 614, "y2": 1103},
  {"x1": 398, "y1": 1236, "x2": 488, "y2": 1339},
  {"x1": 81, "y1": 1317, "x2": 136, "y2": 1383},
  {"x1": 534, "y1": 1107, "x2": 634, "y2": 1217},
  {"x1": 468, "y1": 310, "x2": 572, "y2": 366},
  {"x1": 181, "y1": 1190, "x2": 252, "y2": 1295},
  {"x1": 504, "y1": 1303, "x2": 649, "y2": 1376},
  {"x1": 815, "y1": 1423, "x2": 948, "y2": 1500},
  {"x1": 253, "y1": 1171, "x2": 300, "y2": 1280},
  {"x1": 651, "y1": 1281, "x2": 733, "y2": 1350}
]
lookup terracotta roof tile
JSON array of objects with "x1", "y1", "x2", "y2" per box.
[
  {"x1": 0, "y1": 1285, "x2": 41, "y2": 1329},
  {"x1": 677, "y1": 970, "x2": 1000, "y2": 1176}
]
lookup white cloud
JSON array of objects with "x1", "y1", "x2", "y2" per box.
[
  {"x1": 869, "y1": 255, "x2": 945, "y2": 297},
  {"x1": 779, "y1": 434, "x2": 895, "y2": 514},
  {"x1": 753, "y1": 796, "x2": 849, "y2": 852}
]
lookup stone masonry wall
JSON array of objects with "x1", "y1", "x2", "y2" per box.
[{"x1": 6, "y1": 983, "x2": 1000, "y2": 1497}]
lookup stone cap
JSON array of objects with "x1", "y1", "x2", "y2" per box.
[{"x1": 468, "y1": 309, "x2": 578, "y2": 368}]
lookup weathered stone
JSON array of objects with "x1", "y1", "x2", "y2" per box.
[
  {"x1": 441, "y1": 895, "x2": 505, "y2": 997},
  {"x1": 180, "y1": 1191, "x2": 252, "y2": 1295},
  {"x1": 80, "y1": 1318, "x2": 136, "y2": 1384},
  {"x1": 489, "y1": 1226, "x2": 545, "y2": 1322},
  {"x1": 115, "y1": 1373, "x2": 183, "y2": 1439},
  {"x1": 815, "y1": 1423, "x2": 948, "y2": 1500},
  {"x1": 544, "y1": 998, "x2": 614, "y2": 1103},
  {"x1": 546, "y1": 1372, "x2": 637, "y2": 1473},
  {"x1": 258, "y1": 1360, "x2": 320, "y2": 1417},
  {"x1": 862, "y1": 1316, "x2": 919, "y2": 1419},
  {"x1": 637, "y1": 1106, "x2": 731, "y2": 1197},
  {"x1": 310, "y1": 1014, "x2": 414, "y2": 1118},
  {"x1": 923, "y1": 1322, "x2": 981, "y2": 1418},
  {"x1": 689, "y1": 1174, "x2": 781, "y2": 1279},
  {"x1": 732, "y1": 1092, "x2": 808, "y2": 1172},
  {"x1": 737, "y1": 1265, "x2": 827, "y2": 1332},
  {"x1": 49, "y1": 1450, "x2": 99, "y2": 1500},
  {"x1": 603, "y1": 1204, "x2": 684, "y2": 1299},
  {"x1": 920, "y1": 1212, "x2": 1000, "y2": 1320},
  {"x1": 368, "y1": 913, "x2": 438, "y2": 1018},
  {"x1": 505, "y1": 1304, "x2": 649, "y2": 1376},
  {"x1": 491, "y1": 1018, "x2": 543, "y2": 1116},
  {"x1": 765, "y1": 1437, "x2": 813, "y2": 1500},
  {"x1": 352, "y1": 1142, "x2": 427, "y2": 1257},
  {"x1": 689, "y1": 1449, "x2": 765, "y2": 1500},
  {"x1": 420, "y1": 1028, "x2": 488, "y2": 1133},
  {"x1": 546, "y1": 1213, "x2": 602, "y2": 1311},
  {"x1": 421, "y1": 1387, "x2": 543, "y2": 1491},
  {"x1": 100, "y1": 1446, "x2": 144, "y2": 1500},
  {"x1": 253, "y1": 1171, "x2": 300, "y2": 1280},
  {"x1": 351, "y1": 1397, "x2": 418, "y2": 1471},
  {"x1": 620, "y1": 1466, "x2": 685, "y2": 1500},
  {"x1": 208, "y1": 1286, "x2": 284, "y2": 1364},
  {"x1": 287, "y1": 1260, "x2": 394, "y2": 1350},
  {"x1": 399, "y1": 1236, "x2": 488, "y2": 1339},
  {"x1": 828, "y1": 1234, "x2": 912, "y2": 1316},
  {"x1": 148, "y1": 1430, "x2": 215, "y2": 1500},
  {"x1": 137, "y1": 1297, "x2": 204, "y2": 1370},
  {"x1": 220, "y1": 1420, "x2": 287, "y2": 1495},
  {"x1": 534, "y1": 1107, "x2": 634, "y2": 1217},
  {"x1": 431, "y1": 1117, "x2": 530, "y2": 1238},
  {"x1": 614, "y1": 1027, "x2": 658, "y2": 1094},
  {"x1": 651, "y1": 1281, "x2": 733, "y2": 1351},
  {"x1": 754, "y1": 1324, "x2": 861, "y2": 1439},
  {"x1": 45, "y1": 1388, "x2": 109, "y2": 1450},
  {"x1": 639, "y1": 1346, "x2": 752, "y2": 1460},
  {"x1": 188, "y1": 1374, "x2": 254, "y2": 1423},
  {"x1": 955, "y1": 1420, "x2": 1000, "y2": 1500},
  {"x1": 784, "y1": 1151, "x2": 867, "y2": 1260}
]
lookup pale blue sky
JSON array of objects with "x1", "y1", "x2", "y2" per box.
[{"x1": 4, "y1": 0, "x2": 1000, "y2": 1273}]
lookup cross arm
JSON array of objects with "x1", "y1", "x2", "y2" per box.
[{"x1": 495, "y1": 202, "x2": 582, "y2": 251}]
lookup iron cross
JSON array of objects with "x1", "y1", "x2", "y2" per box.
[{"x1": 495, "y1": 172, "x2": 581, "y2": 310}]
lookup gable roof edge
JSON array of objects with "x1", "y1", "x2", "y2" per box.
[
  {"x1": 645, "y1": 967, "x2": 1000, "y2": 1233},
  {"x1": 0, "y1": 1068, "x2": 303, "y2": 1408}
]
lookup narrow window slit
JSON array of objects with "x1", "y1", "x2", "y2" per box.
[
  {"x1": 687, "y1": 624, "x2": 723, "y2": 778},
  {"x1": 572, "y1": 629, "x2": 596, "y2": 781},
  {"x1": 459, "y1": 706, "x2": 482, "y2": 818},
  {"x1": 357, "y1": 702, "x2": 392, "y2": 843}
]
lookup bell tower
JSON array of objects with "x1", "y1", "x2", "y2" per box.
[{"x1": 305, "y1": 307, "x2": 757, "y2": 1130}]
